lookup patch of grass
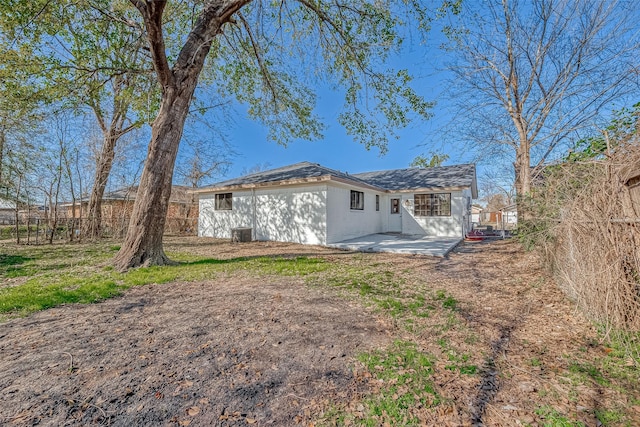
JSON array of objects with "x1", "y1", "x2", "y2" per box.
[
  {"x1": 0, "y1": 243, "x2": 329, "y2": 319},
  {"x1": 439, "y1": 338, "x2": 478, "y2": 376},
  {"x1": 458, "y1": 365, "x2": 478, "y2": 375},
  {"x1": 251, "y1": 256, "x2": 328, "y2": 276},
  {"x1": 321, "y1": 267, "x2": 437, "y2": 322},
  {"x1": 375, "y1": 297, "x2": 405, "y2": 317},
  {"x1": 594, "y1": 408, "x2": 625, "y2": 425},
  {"x1": 353, "y1": 340, "x2": 440, "y2": 425},
  {"x1": 0, "y1": 225, "x2": 40, "y2": 240},
  {"x1": 597, "y1": 330, "x2": 640, "y2": 384},
  {"x1": 535, "y1": 406, "x2": 585, "y2": 427},
  {"x1": 568, "y1": 362, "x2": 609, "y2": 386},
  {"x1": 435, "y1": 289, "x2": 457, "y2": 310},
  {"x1": 444, "y1": 364, "x2": 477, "y2": 375},
  {"x1": 325, "y1": 269, "x2": 402, "y2": 298},
  {"x1": 0, "y1": 276, "x2": 121, "y2": 315},
  {"x1": 0, "y1": 254, "x2": 36, "y2": 277}
]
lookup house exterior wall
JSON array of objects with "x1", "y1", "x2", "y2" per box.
[
  {"x1": 325, "y1": 184, "x2": 385, "y2": 243},
  {"x1": 199, "y1": 190, "x2": 252, "y2": 239},
  {"x1": 199, "y1": 183, "x2": 475, "y2": 244},
  {"x1": 400, "y1": 189, "x2": 471, "y2": 238},
  {"x1": 199, "y1": 185, "x2": 328, "y2": 245},
  {"x1": 254, "y1": 185, "x2": 327, "y2": 244}
]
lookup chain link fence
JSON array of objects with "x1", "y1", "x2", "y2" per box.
[{"x1": 0, "y1": 216, "x2": 197, "y2": 243}]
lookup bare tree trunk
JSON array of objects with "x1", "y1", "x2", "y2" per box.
[
  {"x1": 14, "y1": 173, "x2": 21, "y2": 244},
  {"x1": 514, "y1": 143, "x2": 531, "y2": 220},
  {"x1": 84, "y1": 132, "x2": 118, "y2": 239},
  {"x1": 0, "y1": 128, "x2": 5, "y2": 187},
  {"x1": 113, "y1": 84, "x2": 196, "y2": 270},
  {"x1": 61, "y1": 147, "x2": 76, "y2": 242}
]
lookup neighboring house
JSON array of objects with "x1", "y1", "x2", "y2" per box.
[
  {"x1": 0, "y1": 198, "x2": 16, "y2": 224},
  {"x1": 500, "y1": 204, "x2": 518, "y2": 228},
  {"x1": 471, "y1": 205, "x2": 483, "y2": 225},
  {"x1": 60, "y1": 185, "x2": 198, "y2": 233},
  {"x1": 195, "y1": 162, "x2": 477, "y2": 245}
]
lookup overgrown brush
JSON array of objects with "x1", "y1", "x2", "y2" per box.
[{"x1": 522, "y1": 135, "x2": 640, "y2": 362}]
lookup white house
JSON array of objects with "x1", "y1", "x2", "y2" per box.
[
  {"x1": 499, "y1": 204, "x2": 518, "y2": 228},
  {"x1": 0, "y1": 198, "x2": 16, "y2": 224},
  {"x1": 471, "y1": 205, "x2": 483, "y2": 226},
  {"x1": 195, "y1": 162, "x2": 477, "y2": 245}
]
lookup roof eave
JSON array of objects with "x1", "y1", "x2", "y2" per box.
[
  {"x1": 192, "y1": 175, "x2": 333, "y2": 193},
  {"x1": 393, "y1": 185, "x2": 472, "y2": 193}
]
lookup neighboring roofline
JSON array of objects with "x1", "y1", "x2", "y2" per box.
[
  {"x1": 500, "y1": 204, "x2": 518, "y2": 211},
  {"x1": 59, "y1": 184, "x2": 195, "y2": 207}
]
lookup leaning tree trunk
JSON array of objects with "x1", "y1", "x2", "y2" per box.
[
  {"x1": 113, "y1": 83, "x2": 197, "y2": 271},
  {"x1": 0, "y1": 128, "x2": 5, "y2": 186},
  {"x1": 114, "y1": 0, "x2": 249, "y2": 271},
  {"x1": 84, "y1": 133, "x2": 118, "y2": 239}
]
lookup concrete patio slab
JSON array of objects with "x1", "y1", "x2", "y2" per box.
[{"x1": 327, "y1": 233, "x2": 462, "y2": 257}]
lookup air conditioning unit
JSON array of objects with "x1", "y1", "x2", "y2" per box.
[{"x1": 231, "y1": 227, "x2": 252, "y2": 243}]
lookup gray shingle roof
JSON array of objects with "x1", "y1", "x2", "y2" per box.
[
  {"x1": 0, "y1": 198, "x2": 16, "y2": 210},
  {"x1": 200, "y1": 161, "x2": 477, "y2": 197},
  {"x1": 71, "y1": 185, "x2": 194, "y2": 204},
  {"x1": 352, "y1": 164, "x2": 476, "y2": 192},
  {"x1": 102, "y1": 186, "x2": 194, "y2": 203},
  {"x1": 202, "y1": 161, "x2": 377, "y2": 189}
]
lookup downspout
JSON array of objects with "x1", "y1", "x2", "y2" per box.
[
  {"x1": 460, "y1": 196, "x2": 466, "y2": 238},
  {"x1": 252, "y1": 188, "x2": 256, "y2": 240}
]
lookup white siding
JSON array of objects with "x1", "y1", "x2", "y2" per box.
[
  {"x1": 199, "y1": 190, "x2": 253, "y2": 239},
  {"x1": 254, "y1": 186, "x2": 327, "y2": 245},
  {"x1": 326, "y1": 184, "x2": 385, "y2": 243},
  {"x1": 199, "y1": 182, "x2": 475, "y2": 244},
  {"x1": 199, "y1": 185, "x2": 327, "y2": 245},
  {"x1": 401, "y1": 190, "x2": 469, "y2": 237}
]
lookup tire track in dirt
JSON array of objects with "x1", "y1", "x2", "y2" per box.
[
  {"x1": 425, "y1": 240, "x2": 541, "y2": 425},
  {"x1": 470, "y1": 325, "x2": 513, "y2": 425}
]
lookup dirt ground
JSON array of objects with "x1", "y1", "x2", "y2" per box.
[{"x1": 1, "y1": 237, "x2": 637, "y2": 426}]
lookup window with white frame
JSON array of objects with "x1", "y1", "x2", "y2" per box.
[
  {"x1": 375, "y1": 195, "x2": 380, "y2": 211},
  {"x1": 215, "y1": 193, "x2": 232, "y2": 210},
  {"x1": 350, "y1": 190, "x2": 364, "y2": 210},
  {"x1": 414, "y1": 193, "x2": 451, "y2": 216}
]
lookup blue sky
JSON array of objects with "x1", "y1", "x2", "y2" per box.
[
  {"x1": 223, "y1": 88, "x2": 466, "y2": 178},
  {"x1": 214, "y1": 45, "x2": 469, "y2": 182}
]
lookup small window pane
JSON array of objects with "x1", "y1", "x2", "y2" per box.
[
  {"x1": 215, "y1": 193, "x2": 232, "y2": 210},
  {"x1": 391, "y1": 198, "x2": 400, "y2": 214},
  {"x1": 350, "y1": 190, "x2": 364, "y2": 210},
  {"x1": 376, "y1": 195, "x2": 380, "y2": 211}
]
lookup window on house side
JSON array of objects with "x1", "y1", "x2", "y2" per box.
[
  {"x1": 376, "y1": 195, "x2": 380, "y2": 211},
  {"x1": 350, "y1": 190, "x2": 364, "y2": 210},
  {"x1": 215, "y1": 193, "x2": 232, "y2": 210},
  {"x1": 414, "y1": 193, "x2": 451, "y2": 216}
]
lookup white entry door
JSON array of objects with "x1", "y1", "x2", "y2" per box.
[{"x1": 389, "y1": 198, "x2": 402, "y2": 232}]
